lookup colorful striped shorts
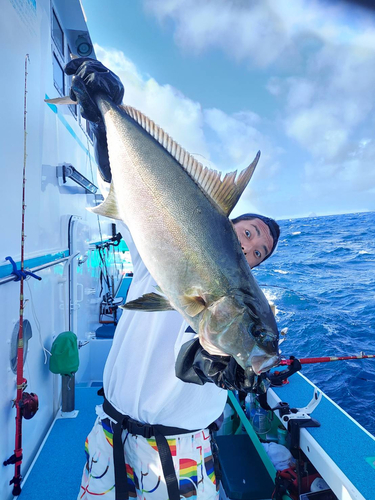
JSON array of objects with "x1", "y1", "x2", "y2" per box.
[{"x1": 78, "y1": 412, "x2": 219, "y2": 500}]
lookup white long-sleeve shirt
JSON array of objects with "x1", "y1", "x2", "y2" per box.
[{"x1": 103, "y1": 224, "x2": 227, "y2": 430}]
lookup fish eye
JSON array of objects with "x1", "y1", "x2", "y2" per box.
[{"x1": 250, "y1": 325, "x2": 265, "y2": 339}]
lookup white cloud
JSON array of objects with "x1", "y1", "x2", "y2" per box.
[
  {"x1": 304, "y1": 138, "x2": 375, "y2": 193},
  {"x1": 93, "y1": 44, "x2": 280, "y2": 214},
  {"x1": 94, "y1": 44, "x2": 209, "y2": 159},
  {"x1": 144, "y1": 0, "x2": 294, "y2": 67},
  {"x1": 285, "y1": 105, "x2": 349, "y2": 159},
  {"x1": 142, "y1": 0, "x2": 375, "y2": 157},
  {"x1": 141, "y1": 0, "x2": 375, "y2": 216},
  {"x1": 204, "y1": 109, "x2": 261, "y2": 164},
  {"x1": 278, "y1": 42, "x2": 375, "y2": 205},
  {"x1": 204, "y1": 108, "x2": 281, "y2": 176},
  {"x1": 143, "y1": 0, "x2": 372, "y2": 66}
]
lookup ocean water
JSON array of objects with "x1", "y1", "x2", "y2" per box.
[{"x1": 253, "y1": 211, "x2": 375, "y2": 435}]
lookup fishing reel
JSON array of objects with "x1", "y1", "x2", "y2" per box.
[
  {"x1": 4, "y1": 392, "x2": 39, "y2": 472},
  {"x1": 19, "y1": 392, "x2": 39, "y2": 420},
  {"x1": 11, "y1": 391, "x2": 39, "y2": 420}
]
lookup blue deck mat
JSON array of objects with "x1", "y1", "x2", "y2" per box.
[
  {"x1": 272, "y1": 373, "x2": 375, "y2": 499},
  {"x1": 21, "y1": 387, "x2": 101, "y2": 500},
  {"x1": 19, "y1": 377, "x2": 375, "y2": 499}
]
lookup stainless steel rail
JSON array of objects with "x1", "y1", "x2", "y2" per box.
[{"x1": 0, "y1": 256, "x2": 71, "y2": 286}]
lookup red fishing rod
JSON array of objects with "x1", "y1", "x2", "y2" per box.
[
  {"x1": 11, "y1": 53, "x2": 30, "y2": 497},
  {"x1": 279, "y1": 353, "x2": 375, "y2": 366},
  {"x1": 3, "y1": 54, "x2": 32, "y2": 497}
]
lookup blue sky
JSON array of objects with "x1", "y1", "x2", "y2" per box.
[{"x1": 81, "y1": 0, "x2": 375, "y2": 219}]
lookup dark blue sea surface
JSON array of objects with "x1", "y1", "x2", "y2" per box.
[{"x1": 254, "y1": 211, "x2": 375, "y2": 435}]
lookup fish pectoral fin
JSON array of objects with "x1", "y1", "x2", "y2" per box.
[
  {"x1": 121, "y1": 293, "x2": 175, "y2": 312},
  {"x1": 88, "y1": 182, "x2": 122, "y2": 220},
  {"x1": 180, "y1": 295, "x2": 206, "y2": 317},
  {"x1": 44, "y1": 96, "x2": 77, "y2": 105}
]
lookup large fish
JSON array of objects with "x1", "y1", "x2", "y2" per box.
[{"x1": 47, "y1": 94, "x2": 280, "y2": 378}]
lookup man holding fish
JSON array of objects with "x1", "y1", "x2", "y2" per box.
[{"x1": 62, "y1": 59, "x2": 280, "y2": 500}]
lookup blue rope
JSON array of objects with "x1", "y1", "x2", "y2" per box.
[{"x1": 5, "y1": 256, "x2": 42, "y2": 282}]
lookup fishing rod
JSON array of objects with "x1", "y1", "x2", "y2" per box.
[
  {"x1": 3, "y1": 55, "x2": 35, "y2": 497},
  {"x1": 279, "y1": 353, "x2": 375, "y2": 366},
  {"x1": 11, "y1": 53, "x2": 30, "y2": 497}
]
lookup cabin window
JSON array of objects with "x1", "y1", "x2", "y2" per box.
[
  {"x1": 79, "y1": 116, "x2": 94, "y2": 143},
  {"x1": 53, "y1": 53, "x2": 65, "y2": 95},
  {"x1": 51, "y1": 8, "x2": 65, "y2": 96},
  {"x1": 67, "y1": 48, "x2": 78, "y2": 117},
  {"x1": 52, "y1": 10, "x2": 64, "y2": 57},
  {"x1": 86, "y1": 120, "x2": 94, "y2": 142}
]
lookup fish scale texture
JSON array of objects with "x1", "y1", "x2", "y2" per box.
[
  {"x1": 20, "y1": 387, "x2": 101, "y2": 500},
  {"x1": 272, "y1": 373, "x2": 375, "y2": 499}
]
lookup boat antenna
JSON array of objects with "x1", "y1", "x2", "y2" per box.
[{"x1": 4, "y1": 55, "x2": 31, "y2": 497}]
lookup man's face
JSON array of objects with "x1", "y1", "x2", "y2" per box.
[{"x1": 234, "y1": 218, "x2": 274, "y2": 268}]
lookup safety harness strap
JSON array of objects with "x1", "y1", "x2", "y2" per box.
[
  {"x1": 103, "y1": 397, "x2": 198, "y2": 500},
  {"x1": 154, "y1": 428, "x2": 181, "y2": 500},
  {"x1": 112, "y1": 421, "x2": 128, "y2": 500},
  {"x1": 103, "y1": 399, "x2": 129, "y2": 500}
]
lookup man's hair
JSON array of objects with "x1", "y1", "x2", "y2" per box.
[{"x1": 231, "y1": 213, "x2": 280, "y2": 265}]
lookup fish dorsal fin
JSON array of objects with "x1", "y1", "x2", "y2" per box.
[
  {"x1": 119, "y1": 104, "x2": 260, "y2": 216},
  {"x1": 88, "y1": 182, "x2": 122, "y2": 220}
]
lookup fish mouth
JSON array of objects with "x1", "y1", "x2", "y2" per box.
[{"x1": 251, "y1": 353, "x2": 280, "y2": 375}]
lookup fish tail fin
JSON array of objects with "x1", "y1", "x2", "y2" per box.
[
  {"x1": 215, "y1": 151, "x2": 260, "y2": 216},
  {"x1": 44, "y1": 96, "x2": 77, "y2": 105}
]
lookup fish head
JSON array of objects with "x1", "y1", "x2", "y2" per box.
[{"x1": 199, "y1": 294, "x2": 280, "y2": 376}]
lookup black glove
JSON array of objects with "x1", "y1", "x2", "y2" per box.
[
  {"x1": 64, "y1": 58, "x2": 125, "y2": 182},
  {"x1": 64, "y1": 57, "x2": 124, "y2": 122},
  {"x1": 175, "y1": 338, "x2": 255, "y2": 392}
]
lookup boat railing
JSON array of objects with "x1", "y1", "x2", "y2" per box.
[{"x1": 0, "y1": 253, "x2": 71, "y2": 286}]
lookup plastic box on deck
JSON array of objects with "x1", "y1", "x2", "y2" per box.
[{"x1": 216, "y1": 434, "x2": 275, "y2": 500}]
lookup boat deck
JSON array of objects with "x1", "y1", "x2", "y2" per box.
[
  {"x1": 21, "y1": 385, "x2": 276, "y2": 500},
  {"x1": 20, "y1": 374, "x2": 375, "y2": 500},
  {"x1": 269, "y1": 372, "x2": 375, "y2": 500},
  {"x1": 21, "y1": 387, "x2": 102, "y2": 500}
]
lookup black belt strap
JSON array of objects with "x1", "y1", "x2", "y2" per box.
[
  {"x1": 103, "y1": 397, "x2": 197, "y2": 500},
  {"x1": 154, "y1": 428, "x2": 180, "y2": 500},
  {"x1": 112, "y1": 421, "x2": 128, "y2": 500}
]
